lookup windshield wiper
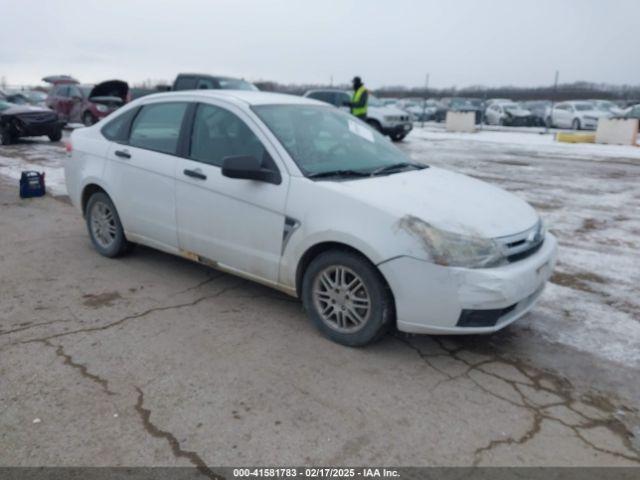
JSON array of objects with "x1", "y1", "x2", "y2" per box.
[
  {"x1": 369, "y1": 162, "x2": 425, "y2": 177},
  {"x1": 307, "y1": 169, "x2": 370, "y2": 179}
]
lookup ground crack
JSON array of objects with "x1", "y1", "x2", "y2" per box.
[
  {"x1": 41, "y1": 339, "x2": 115, "y2": 396},
  {"x1": 134, "y1": 386, "x2": 224, "y2": 480},
  {"x1": 18, "y1": 282, "x2": 244, "y2": 346},
  {"x1": 395, "y1": 334, "x2": 640, "y2": 465}
]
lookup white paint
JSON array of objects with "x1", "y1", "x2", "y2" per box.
[
  {"x1": 595, "y1": 118, "x2": 639, "y2": 146},
  {"x1": 446, "y1": 111, "x2": 476, "y2": 133},
  {"x1": 64, "y1": 90, "x2": 557, "y2": 339}
]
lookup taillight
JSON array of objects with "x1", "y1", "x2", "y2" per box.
[{"x1": 65, "y1": 140, "x2": 72, "y2": 153}]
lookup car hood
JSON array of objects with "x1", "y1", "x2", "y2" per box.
[
  {"x1": 89, "y1": 80, "x2": 129, "y2": 102},
  {"x1": 504, "y1": 107, "x2": 532, "y2": 117},
  {"x1": 1, "y1": 104, "x2": 55, "y2": 116},
  {"x1": 322, "y1": 167, "x2": 538, "y2": 238},
  {"x1": 369, "y1": 105, "x2": 408, "y2": 116}
]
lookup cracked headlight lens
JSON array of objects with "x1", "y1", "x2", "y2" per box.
[{"x1": 399, "y1": 217, "x2": 507, "y2": 268}]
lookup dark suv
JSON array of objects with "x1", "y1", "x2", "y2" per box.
[{"x1": 172, "y1": 73, "x2": 258, "y2": 91}]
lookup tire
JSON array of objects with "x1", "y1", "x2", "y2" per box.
[
  {"x1": 48, "y1": 128, "x2": 63, "y2": 142},
  {"x1": 83, "y1": 112, "x2": 97, "y2": 127},
  {"x1": 302, "y1": 249, "x2": 393, "y2": 347},
  {"x1": 390, "y1": 132, "x2": 406, "y2": 142},
  {"x1": 0, "y1": 126, "x2": 13, "y2": 145},
  {"x1": 366, "y1": 119, "x2": 383, "y2": 133},
  {"x1": 572, "y1": 118, "x2": 581, "y2": 130},
  {"x1": 85, "y1": 192, "x2": 132, "y2": 257}
]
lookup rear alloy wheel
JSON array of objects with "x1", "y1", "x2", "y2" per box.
[
  {"x1": 572, "y1": 118, "x2": 581, "y2": 130},
  {"x1": 86, "y1": 192, "x2": 132, "y2": 257},
  {"x1": 302, "y1": 250, "x2": 393, "y2": 346},
  {"x1": 83, "y1": 112, "x2": 97, "y2": 127}
]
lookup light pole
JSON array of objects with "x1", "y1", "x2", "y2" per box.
[
  {"x1": 545, "y1": 70, "x2": 559, "y2": 134},
  {"x1": 421, "y1": 73, "x2": 430, "y2": 128}
]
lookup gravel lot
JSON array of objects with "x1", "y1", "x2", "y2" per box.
[{"x1": 0, "y1": 126, "x2": 639, "y2": 471}]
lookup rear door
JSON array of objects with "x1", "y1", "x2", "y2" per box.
[
  {"x1": 174, "y1": 101, "x2": 289, "y2": 284},
  {"x1": 103, "y1": 101, "x2": 188, "y2": 252}
]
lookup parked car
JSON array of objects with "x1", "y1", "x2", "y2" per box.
[
  {"x1": 397, "y1": 98, "x2": 440, "y2": 121},
  {"x1": 484, "y1": 102, "x2": 537, "y2": 126},
  {"x1": 20, "y1": 90, "x2": 49, "y2": 108},
  {"x1": 618, "y1": 104, "x2": 640, "y2": 121},
  {"x1": 434, "y1": 98, "x2": 483, "y2": 123},
  {"x1": 588, "y1": 99, "x2": 624, "y2": 116},
  {"x1": 0, "y1": 100, "x2": 63, "y2": 145},
  {"x1": 522, "y1": 101, "x2": 552, "y2": 126},
  {"x1": 172, "y1": 73, "x2": 258, "y2": 91},
  {"x1": 303, "y1": 89, "x2": 412, "y2": 141},
  {"x1": 485, "y1": 98, "x2": 512, "y2": 107},
  {"x1": 4, "y1": 92, "x2": 29, "y2": 105},
  {"x1": 550, "y1": 101, "x2": 610, "y2": 130},
  {"x1": 65, "y1": 90, "x2": 557, "y2": 346},
  {"x1": 46, "y1": 80, "x2": 129, "y2": 126}
]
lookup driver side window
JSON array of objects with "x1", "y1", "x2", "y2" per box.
[{"x1": 189, "y1": 103, "x2": 269, "y2": 167}]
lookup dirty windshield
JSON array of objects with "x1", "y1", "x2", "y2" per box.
[{"x1": 253, "y1": 104, "x2": 419, "y2": 178}]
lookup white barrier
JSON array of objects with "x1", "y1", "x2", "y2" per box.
[
  {"x1": 446, "y1": 111, "x2": 476, "y2": 133},
  {"x1": 595, "y1": 118, "x2": 639, "y2": 146}
]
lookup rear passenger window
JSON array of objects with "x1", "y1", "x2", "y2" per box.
[
  {"x1": 101, "y1": 107, "x2": 139, "y2": 141},
  {"x1": 129, "y1": 103, "x2": 187, "y2": 155},
  {"x1": 189, "y1": 103, "x2": 268, "y2": 167}
]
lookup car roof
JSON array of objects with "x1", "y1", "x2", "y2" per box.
[{"x1": 139, "y1": 89, "x2": 324, "y2": 107}]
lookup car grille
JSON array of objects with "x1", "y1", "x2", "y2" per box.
[{"x1": 495, "y1": 220, "x2": 545, "y2": 263}]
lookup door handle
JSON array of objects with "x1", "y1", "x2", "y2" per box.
[
  {"x1": 183, "y1": 169, "x2": 207, "y2": 180},
  {"x1": 114, "y1": 149, "x2": 131, "y2": 159}
]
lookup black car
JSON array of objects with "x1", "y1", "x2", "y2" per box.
[
  {"x1": 0, "y1": 100, "x2": 63, "y2": 145},
  {"x1": 172, "y1": 73, "x2": 258, "y2": 91}
]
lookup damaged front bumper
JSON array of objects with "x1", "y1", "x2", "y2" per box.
[{"x1": 378, "y1": 233, "x2": 558, "y2": 334}]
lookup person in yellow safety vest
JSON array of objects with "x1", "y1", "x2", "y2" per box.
[{"x1": 349, "y1": 76, "x2": 368, "y2": 120}]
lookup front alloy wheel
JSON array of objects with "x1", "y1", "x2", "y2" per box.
[
  {"x1": 312, "y1": 265, "x2": 371, "y2": 334},
  {"x1": 302, "y1": 250, "x2": 393, "y2": 346}
]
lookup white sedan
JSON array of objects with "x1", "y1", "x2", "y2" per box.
[{"x1": 65, "y1": 90, "x2": 557, "y2": 346}]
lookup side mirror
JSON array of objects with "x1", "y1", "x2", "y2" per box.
[{"x1": 221, "y1": 155, "x2": 281, "y2": 185}]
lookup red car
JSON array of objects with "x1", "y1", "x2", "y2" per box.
[{"x1": 44, "y1": 77, "x2": 128, "y2": 126}]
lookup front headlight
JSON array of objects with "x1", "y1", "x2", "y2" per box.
[
  {"x1": 399, "y1": 218, "x2": 506, "y2": 268},
  {"x1": 95, "y1": 104, "x2": 109, "y2": 113}
]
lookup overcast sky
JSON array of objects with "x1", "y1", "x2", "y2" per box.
[{"x1": 1, "y1": 0, "x2": 638, "y2": 88}]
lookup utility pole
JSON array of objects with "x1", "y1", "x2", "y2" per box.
[
  {"x1": 421, "y1": 73, "x2": 430, "y2": 128},
  {"x1": 330, "y1": 74, "x2": 333, "y2": 87},
  {"x1": 545, "y1": 70, "x2": 559, "y2": 134}
]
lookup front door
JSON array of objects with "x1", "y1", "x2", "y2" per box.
[{"x1": 175, "y1": 102, "x2": 288, "y2": 285}]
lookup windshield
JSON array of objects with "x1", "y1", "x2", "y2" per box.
[
  {"x1": 27, "y1": 91, "x2": 47, "y2": 102},
  {"x1": 218, "y1": 78, "x2": 258, "y2": 91},
  {"x1": 0, "y1": 100, "x2": 13, "y2": 111},
  {"x1": 253, "y1": 104, "x2": 415, "y2": 177},
  {"x1": 502, "y1": 103, "x2": 519, "y2": 110},
  {"x1": 574, "y1": 103, "x2": 594, "y2": 111}
]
